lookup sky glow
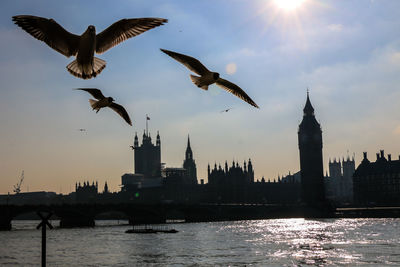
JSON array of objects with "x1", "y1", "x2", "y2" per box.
[
  {"x1": 274, "y1": 0, "x2": 306, "y2": 10},
  {"x1": 1, "y1": 0, "x2": 400, "y2": 194}
]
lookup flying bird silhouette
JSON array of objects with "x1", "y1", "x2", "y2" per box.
[
  {"x1": 12, "y1": 15, "x2": 168, "y2": 79},
  {"x1": 78, "y1": 128, "x2": 86, "y2": 132},
  {"x1": 160, "y1": 49, "x2": 259, "y2": 108},
  {"x1": 221, "y1": 108, "x2": 232, "y2": 113},
  {"x1": 75, "y1": 88, "x2": 132, "y2": 126}
]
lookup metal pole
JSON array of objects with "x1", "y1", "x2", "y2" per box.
[
  {"x1": 146, "y1": 114, "x2": 148, "y2": 135},
  {"x1": 37, "y1": 212, "x2": 52, "y2": 267},
  {"x1": 42, "y1": 223, "x2": 46, "y2": 267}
]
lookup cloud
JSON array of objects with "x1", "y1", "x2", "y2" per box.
[
  {"x1": 299, "y1": 42, "x2": 400, "y2": 92},
  {"x1": 327, "y1": 23, "x2": 343, "y2": 32}
]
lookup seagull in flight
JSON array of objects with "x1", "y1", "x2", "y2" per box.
[
  {"x1": 12, "y1": 15, "x2": 168, "y2": 79},
  {"x1": 160, "y1": 49, "x2": 259, "y2": 108},
  {"x1": 78, "y1": 128, "x2": 86, "y2": 132},
  {"x1": 75, "y1": 88, "x2": 132, "y2": 126},
  {"x1": 221, "y1": 108, "x2": 232, "y2": 113}
]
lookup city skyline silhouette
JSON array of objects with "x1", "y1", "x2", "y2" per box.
[{"x1": 1, "y1": 0, "x2": 400, "y2": 195}]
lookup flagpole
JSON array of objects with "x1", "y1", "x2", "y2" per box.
[{"x1": 146, "y1": 114, "x2": 148, "y2": 136}]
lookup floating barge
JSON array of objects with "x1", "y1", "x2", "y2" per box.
[{"x1": 125, "y1": 225, "x2": 178, "y2": 234}]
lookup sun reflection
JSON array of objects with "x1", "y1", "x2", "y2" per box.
[
  {"x1": 248, "y1": 219, "x2": 360, "y2": 265},
  {"x1": 206, "y1": 219, "x2": 397, "y2": 265}
]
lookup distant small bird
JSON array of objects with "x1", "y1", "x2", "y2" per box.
[
  {"x1": 221, "y1": 108, "x2": 232, "y2": 113},
  {"x1": 160, "y1": 49, "x2": 259, "y2": 108},
  {"x1": 12, "y1": 15, "x2": 168, "y2": 79},
  {"x1": 78, "y1": 128, "x2": 86, "y2": 132},
  {"x1": 75, "y1": 88, "x2": 132, "y2": 126}
]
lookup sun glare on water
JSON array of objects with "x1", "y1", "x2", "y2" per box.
[{"x1": 274, "y1": 0, "x2": 306, "y2": 10}]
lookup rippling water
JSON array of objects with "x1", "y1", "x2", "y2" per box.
[{"x1": 1, "y1": 219, "x2": 400, "y2": 266}]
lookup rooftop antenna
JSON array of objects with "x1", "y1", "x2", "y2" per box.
[{"x1": 13, "y1": 170, "x2": 24, "y2": 194}]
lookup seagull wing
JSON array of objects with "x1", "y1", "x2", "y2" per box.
[
  {"x1": 12, "y1": 15, "x2": 80, "y2": 57},
  {"x1": 96, "y1": 18, "x2": 167, "y2": 54},
  {"x1": 109, "y1": 103, "x2": 132, "y2": 126},
  {"x1": 215, "y1": 78, "x2": 259, "y2": 108},
  {"x1": 160, "y1": 49, "x2": 210, "y2": 75},
  {"x1": 75, "y1": 88, "x2": 106, "y2": 100}
]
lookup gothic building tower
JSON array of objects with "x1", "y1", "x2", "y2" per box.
[
  {"x1": 183, "y1": 136, "x2": 198, "y2": 184},
  {"x1": 298, "y1": 92, "x2": 325, "y2": 205},
  {"x1": 103, "y1": 181, "x2": 109, "y2": 194},
  {"x1": 133, "y1": 130, "x2": 161, "y2": 178},
  {"x1": 247, "y1": 158, "x2": 254, "y2": 183},
  {"x1": 342, "y1": 156, "x2": 355, "y2": 181},
  {"x1": 329, "y1": 158, "x2": 341, "y2": 180}
]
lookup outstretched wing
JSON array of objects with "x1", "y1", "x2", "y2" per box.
[
  {"x1": 215, "y1": 78, "x2": 259, "y2": 108},
  {"x1": 12, "y1": 15, "x2": 80, "y2": 57},
  {"x1": 96, "y1": 18, "x2": 167, "y2": 54},
  {"x1": 160, "y1": 49, "x2": 210, "y2": 75},
  {"x1": 75, "y1": 88, "x2": 105, "y2": 100},
  {"x1": 109, "y1": 103, "x2": 132, "y2": 126}
]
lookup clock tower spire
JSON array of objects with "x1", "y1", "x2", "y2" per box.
[{"x1": 298, "y1": 92, "x2": 325, "y2": 206}]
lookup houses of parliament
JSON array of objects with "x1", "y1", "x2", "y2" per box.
[
  {"x1": 98, "y1": 92, "x2": 322, "y2": 204},
  {"x1": 3, "y1": 93, "x2": 400, "y2": 207},
  {"x1": 91, "y1": 92, "x2": 400, "y2": 206}
]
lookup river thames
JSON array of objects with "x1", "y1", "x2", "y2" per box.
[{"x1": 1, "y1": 218, "x2": 400, "y2": 266}]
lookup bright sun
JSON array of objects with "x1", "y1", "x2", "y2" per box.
[{"x1": 274, "y1": 0, "x2": 306, "y2": 10}]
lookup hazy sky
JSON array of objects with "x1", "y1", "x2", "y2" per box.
[{"x1": 1, "y1": 0, "x2": 400, "y2": 194}]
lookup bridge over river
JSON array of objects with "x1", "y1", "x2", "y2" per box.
[{"x1": 1, "y1": 203, "x2": 399, "y2": 230}]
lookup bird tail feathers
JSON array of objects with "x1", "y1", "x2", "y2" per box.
[
  {"x1": 93, "y1": 57, "x2": 106, "y2": 75},
  {"x1": 66, "y1": 57, "x2": 106, "y2": 79},
  {"x1": 190, "y1": 75, "x2": 208, "y2": 90},
  {"x1": 89, "y1": 99, "x2": 99, "y2": 112}
]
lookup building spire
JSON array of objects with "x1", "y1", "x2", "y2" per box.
[
  {"x1": 103, "y1": 181, "x2": 109, "y2": 194},
  {"x1": 303, "y1": 91, "x2": 314, "y2": 116},
  {"x1": 185, "y1": 134, "x2": 193, "y2": 160},
  {"x1": 156, "y1": 131, "x2": 160, "y2": 146},
  {"x1": 134, "y1": 132, "x2": 139, "y2": 147}
]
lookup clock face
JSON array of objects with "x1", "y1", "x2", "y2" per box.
[
  {"x1": 300, "y1": 132, "x2": 321, "y2": 143},
  {"x1": 313, "y1": 133, "x2": 321, "y2": 141}
]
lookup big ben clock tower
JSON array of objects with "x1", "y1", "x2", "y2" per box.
[{"x1": 298, "y1": 92, "x2": 325, "y2": 206}]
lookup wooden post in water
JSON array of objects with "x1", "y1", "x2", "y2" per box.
[{"x1": 36, "y1": 212, "x2": 53, "y2": 267}]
